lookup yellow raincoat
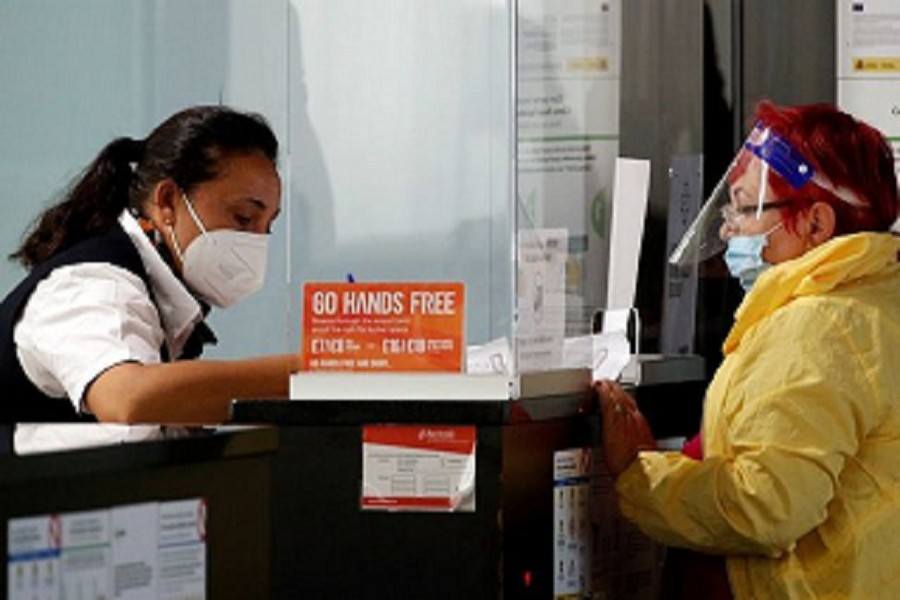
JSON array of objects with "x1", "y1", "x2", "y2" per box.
[{"x1": 615, "y1": 232, "x2": 900, "y2": 599}]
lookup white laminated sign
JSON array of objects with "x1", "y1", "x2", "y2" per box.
[
  {"x1": 7, "y1": 498, "x2": 207, "y2": 600},
  {"x1": 361, "y1": 425, "x2": 477, "y2": 512}
]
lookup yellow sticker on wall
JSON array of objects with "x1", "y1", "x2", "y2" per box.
[{"x1": 853, "y1": 57, "x2": 900, "y2": 72}]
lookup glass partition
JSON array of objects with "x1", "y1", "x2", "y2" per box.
[
  {"x1": 514, "y1": 0, "x2": 622, "y2": 374},
  {"x1": 287, "y1": 1, "x2": 630, "y2": 384},
  {"x1": 1, "y1": 0, "x2": 710, "y2": 391},
  {"x1": 286, "y1": 1, "x2": 515, "y2": 352}
]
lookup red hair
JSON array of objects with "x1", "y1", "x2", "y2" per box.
[{"x1": 752, "y1": 100, "x2": 898, "y2": 235}]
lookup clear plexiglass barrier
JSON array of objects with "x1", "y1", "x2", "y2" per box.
[
  {"x1": 2, "y1": 1, "x2": 657, "y2": 398},
  {"x1": 288, "y1": 1, "x2": 629, "y2": 396}
]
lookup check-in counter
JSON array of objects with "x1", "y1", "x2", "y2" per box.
[
  {"x1": 1, "y1": 426, "x2": 277, "y2": 599},
  {"x1": 0, "y1": 359, "x2": 702, "y2": 600},
  {"x1": 231, "y1": 357, "x2": 705, "y2": 600}
]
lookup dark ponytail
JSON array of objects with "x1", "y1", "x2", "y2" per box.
[
  {"x1": 11, "y1": 137, "x2": 144, "y2": 267},
  {"x1": 11, "y1": 105, "x2": 277, "y2": 268}
]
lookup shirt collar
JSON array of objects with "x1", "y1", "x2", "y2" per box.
[{"x1": 118, "y1": 211, "x2": 203, "y2": 358}]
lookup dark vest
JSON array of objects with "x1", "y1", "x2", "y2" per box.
[{"x1": 0, "y1": 224, "x2": 213, "y2": 422}]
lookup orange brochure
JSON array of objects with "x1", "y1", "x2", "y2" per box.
[{"x1": 300, "y1": 282, "x2": 465, "y2": 372}]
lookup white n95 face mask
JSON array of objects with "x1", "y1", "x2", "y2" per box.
[{"x1": 169, "y1": 192, "x2": 268, "y2": 308}]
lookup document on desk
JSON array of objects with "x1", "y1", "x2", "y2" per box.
[{"x1": 562, "y1": 331, "x2": 631, "y2": 381}]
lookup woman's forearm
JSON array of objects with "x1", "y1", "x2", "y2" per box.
[{"x1": 86, "y1": 354, "x2": 297, "y2": 423}]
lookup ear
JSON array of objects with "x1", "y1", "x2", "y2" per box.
[
  {"x1": 146, "y1": 179, "x2": 181, "y2": 228},
  {"x1": 805, "y1": 201, "x2": 836, "y2": 247}
]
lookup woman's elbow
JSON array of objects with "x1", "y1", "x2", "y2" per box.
[
  {"x1": 721, "y1": 499, "x2": 827, "y2": 556},
  {"x1": 83, "y1": 363, "x2": 153, "y2": 422}
]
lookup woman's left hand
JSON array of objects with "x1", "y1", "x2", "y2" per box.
[{"x1": 595, "y1": 379, "x2": 657, "y2": 477}]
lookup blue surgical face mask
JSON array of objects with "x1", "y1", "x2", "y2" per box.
[{"x1": 724, "y1": 222, "x2": 782, "y2": 291}]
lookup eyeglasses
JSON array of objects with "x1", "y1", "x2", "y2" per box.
[{"x1": 720, "y1": 200, "x2": 792, "y2": 229}]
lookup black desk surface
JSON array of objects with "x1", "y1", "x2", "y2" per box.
[
  {"x1": 0, "y1": 425, "x2": 278, "y2": 485},
  {"x1": 230, "y1": 392, "x2": 594, "y2": 426},
  {"x1": 231, "y1": 398, "x2": 507, "y2": 425}
]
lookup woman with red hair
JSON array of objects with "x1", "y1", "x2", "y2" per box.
[{"x1": 597, "y1": 101, "x2": 900, "y2": 599}]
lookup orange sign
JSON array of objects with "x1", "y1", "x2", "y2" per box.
[{"x1": 301, "y1": 282, "x2": 465, "y2": 372}]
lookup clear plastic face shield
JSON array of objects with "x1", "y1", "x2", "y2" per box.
[{"x1": 668, "y1": 122, "x2": 863, "y2": 267}]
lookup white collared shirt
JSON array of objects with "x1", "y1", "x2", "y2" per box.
[{"x1": 13, "y1": 212, "x2": 203, "y2": 452}]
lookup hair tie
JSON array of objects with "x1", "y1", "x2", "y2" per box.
[{"x1": 124, "y1": 137, "x2": 146, "y2": 164}]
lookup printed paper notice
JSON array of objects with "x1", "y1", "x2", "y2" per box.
[
  {"x1": 7, "y1": 515, "x2": 61, "y2": 600},
  {"x1": 8, "y1": 498, "x2": 206, "y2": 600},
  {"x1": 301, "y1": 282, "x2": 465, "y2": 372},
  {"x1": 553, "y1": 448, "x2": 592, "y2": 600},
  {"x1": 517, "y1": 229, "x2": 567, "y2": 372},
  {"x1": 60, "y1": 510, "x2": 111, "y2": 600},
  {"x1": 517, "y1": 0, "x2": 621, "y2": 323},
  {"x1": 838, "y1": 0, "x2": 900, "y2": 77},
  {"x1": 158, "y1": 499, "x2": 206, "y2": 600},
  {"x1": 837, "y1": 1, "x2": 900, "y2": 190},
  {"x1": 111, "y1": 503, "x2": 158, "y2": 600},
  {"x1": 361, "y1": 425, "x2": 476, "y2": 512}
]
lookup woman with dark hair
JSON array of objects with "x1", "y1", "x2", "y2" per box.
[
  {"x1": 596, "y1": 101, "x2": 900, "y2": 599},
  {"x1": 0, "y1": 105, "x2": 295, "y2": 428}
]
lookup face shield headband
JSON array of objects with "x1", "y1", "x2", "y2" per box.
[{"x1": 668, "y1": 122, "x2": 864, "y2": 267}]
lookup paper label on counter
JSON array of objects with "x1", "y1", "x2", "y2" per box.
[
  {"x1": 7, "y1": 515, "x2": 61, "y2": 600},
  {"x1": 158, "y1": 499, "x2": 206, "y2": 600},
  {"x1": 8, "y1": 498, "x2": 206, "y2": 600},
  {"x1": 111, "y1": 503, "x2": 159, "y2": 599},
  {"x1": 301, "y1": 282, "x2": 465, "y2": 373},
  {"x1": 361, "y1": 425, "x2": 476, "y2": 512},
  {"x1": 60, "y1": 510, "x2": 111, "y2": 600},
  {"x1": 553, "y1": 448, "x2": 592, "y2": 600}
]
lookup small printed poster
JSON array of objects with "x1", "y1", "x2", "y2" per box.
[
  {"x1": 361, "y1": 425, "x2": 477, "y2": 512},
  {"x1": 837, "y1": 0, "x2": 900, "y2": 222},
  {"x1": 837, "y1": 0, "x2": 900, "y2": 77},
  {"x1": 111, "y1": 503, "x2": 159, "y2": 600},
  {"x1": 7, "y1": 515, "x2": 60, "y2": 600},
  {"x1": 301, "y1": 282, "x2": 465, "y2": 373},
  {"x1": 158, "y1": 499, "x2": 207, "y2": 600},
  {"x1": 517, "y1": 229, "x2": 568, "y2": 372},
  {"x1": 553, "y1": 448, "x2": 592, "y2": 600},
  {"x1": 60, "y1": 510, "x2": 111, "y2": 600},
  {"x1": 7, "y1": 498, "x2": 206, "y2": 600}
]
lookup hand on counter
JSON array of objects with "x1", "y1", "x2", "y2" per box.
[{"x1": 594, "y1": 379, "x2": 657, "y2": 477}]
